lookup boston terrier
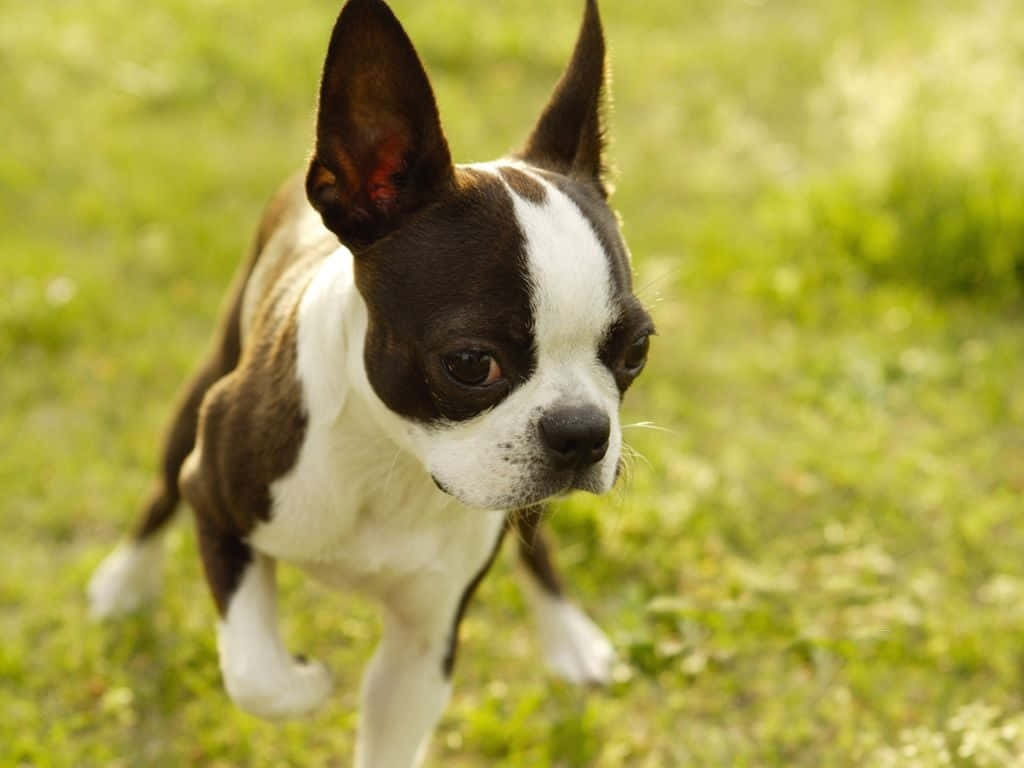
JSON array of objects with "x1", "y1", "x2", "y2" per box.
[{"x1": 88, "y1": 0, "x2": 654, "y2": 764}]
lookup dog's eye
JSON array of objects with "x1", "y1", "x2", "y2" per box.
[
  {"x1": 442, "y1": 350, "x2": 503, "y2": 387},
  {"x1": 622, "y1": 333, "x2": 650, "y2": 374}
]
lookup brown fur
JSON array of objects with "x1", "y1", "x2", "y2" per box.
[
  {"x1": 354, "y1": 167, "x2": 537, "y2": 423},
  {"x1": 498, "y1": 166, "x2": 548, "y2": 205},
  {"x1": 132, "y1": 177, "x2": 308, "y2": 540},
  {"x1": 180, "y1": 305, "x2": 309, "y2": 613},
  {"x1": 513, "y1": 506, "x2": 564, "y2": 596}
]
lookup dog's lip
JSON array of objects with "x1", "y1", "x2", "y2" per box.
[
  {"x1": 432, "y1": 474, "x2": 567, "y2": 509},
  {"x1": 520, "y1": 474, "x2": 605, "y2": 505},
  {"x1": 431, "y1": 474, "x2": 452, "y2": 495},
  {"x1": 510, "y1": 471, "x2": 599, "y2": 506},
  {"x1": 573, "y1": 459, "x2": 609, "y2": 485},
  {"x1": 430, "y1": 468, "x2": 604, "y2": 508}
]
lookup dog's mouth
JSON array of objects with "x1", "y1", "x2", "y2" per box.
[
  {"x1": 430, "y1": 466, "x2": 607, "y2": 510},
  {"x1": 431, "y1": 474, "x2": 452, "y2": 495}
]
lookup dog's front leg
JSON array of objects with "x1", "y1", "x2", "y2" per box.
[
  {"x1": 514, "y1": 510, "x2": 616, "y2": 685},
  {"x1": 355, "y1": 525, "x2": 503, "y2": 768},
  {"x1": 354, "y1": 609, "x2": 455, "y2": 768},
  {"x1": 198, "y1": 527, "x2": 333, "y2": 720}
]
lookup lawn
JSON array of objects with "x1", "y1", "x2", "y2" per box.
[{"x1": 3, "y1": 0, "x2": 1024, "y2": 765}]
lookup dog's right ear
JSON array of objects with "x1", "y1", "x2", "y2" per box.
[{"x1": 306, "y1": 0, "x2": 455, "y2": 250}]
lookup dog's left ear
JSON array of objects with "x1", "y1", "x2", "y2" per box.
[
  {"x1": 519, "y1": 0, "x2": 609, "y2": 197},
  {"x1": 307, "y1": 0, "x2": 455, "y2": 250}
]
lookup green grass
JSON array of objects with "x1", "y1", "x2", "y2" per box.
[{"x1": 3, "y1": 0, "x2": 1024, "y2": 765}]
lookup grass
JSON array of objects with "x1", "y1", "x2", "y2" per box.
[{"x1": 2, "y1": 0, "x2": 1024, "y2": 765}]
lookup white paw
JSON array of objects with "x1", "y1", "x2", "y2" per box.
[
  {"x1": 223, "y1": 655, "x2": 333, "y2": 721},
  {"x1": 536, "y1": 599, "x2": 616, "y2": 686},
  {"x1": 87, "y1": 540, "x2": 163, "y2": 620}
]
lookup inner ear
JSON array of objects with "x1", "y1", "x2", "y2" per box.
[
  {"x1": 307, "y1": 0, "x2": 455, "y2": 249},
  {"x1": 308, "y1": 131, "x2": 409, "y2": 217},
  {"x1": 519, "y1": 0, "x2": 609, "y2": 196}
]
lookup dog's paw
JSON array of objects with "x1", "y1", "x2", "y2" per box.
[
  {"x1": 87, "y1": 540, "x2": 163, "y2": 620},
  {"x1": 536, "y1": 599, "x2": 616, "y2": 686},
  {"x1": 223, "y1": 656, "x2": 333, "y2": 721}
]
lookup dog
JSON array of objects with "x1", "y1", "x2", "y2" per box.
[{"x1": 88, "y1": 0, "x2": 653, "y2": 764}]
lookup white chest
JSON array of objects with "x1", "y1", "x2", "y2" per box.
[{"x1": 249, "y1": 416, "x2": 504, "y2": 599}]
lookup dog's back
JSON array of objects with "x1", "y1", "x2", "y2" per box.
[{"x1": 239, "y1": 173, "x2": 340, "y2": 342}]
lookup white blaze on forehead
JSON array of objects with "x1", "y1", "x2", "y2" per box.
[{"x1": 503, "y1": 172, "x2": 615, "y2": 361}]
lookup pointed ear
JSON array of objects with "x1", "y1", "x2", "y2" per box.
[
  {"x1": 306, "y1": 0, "x2": 455, "y2": 249},
  {"x1": 520, "y1": 0, "x2": 609, "y2": 197}
]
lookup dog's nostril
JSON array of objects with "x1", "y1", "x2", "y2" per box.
[
  {"x1": 552, "y1": 439, "x2": 578, "y2": 458},
  {"x1": 539, "y1": 406, "x2": 610, "y2": 470}
]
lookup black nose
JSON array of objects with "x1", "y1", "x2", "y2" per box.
[{"x1": 538, "y1": 405, "x2": 610, "y2": 470}]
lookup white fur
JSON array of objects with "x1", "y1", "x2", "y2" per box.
[
  {"x1": 355, "y1": 612, "x2": 453, "y2": 768},
  {"x1": 88, "y1": 537, "x2": 164, "y2": 619},
  {"x1": 512, "y1": 168, "x2": 616, "y2": 358},
  {"x1": 240, "y1": 202, "x2": 327, "y2": 339},
  {"x1": 217, "y1": 554, "x2": 333, "y2": 720},
  {"x1": 519, "y1": 572, "x2": 616, "y2": 685}
]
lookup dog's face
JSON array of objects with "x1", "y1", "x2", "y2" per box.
[
  {"x1": 306, "y1": 0, "x2": 652, "y2": 509},
  {"x1": 356, "y1": 165, "x2": 653, "y2": 509}
]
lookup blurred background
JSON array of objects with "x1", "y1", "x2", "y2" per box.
[{"x1": 2, "y1": 0, "x2": 1023, "y2": 765}]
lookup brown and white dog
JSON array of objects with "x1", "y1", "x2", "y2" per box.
[{"x1": 88, "y1": 0, "x2": 653, "y2": 765}]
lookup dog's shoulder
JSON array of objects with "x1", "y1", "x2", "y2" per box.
[
  {"x1": 180, "y1": 295, "x2": 309, "y2": 537},
  {"x1": 240, "y1": 173, "x2": 340, "y2": 342}
]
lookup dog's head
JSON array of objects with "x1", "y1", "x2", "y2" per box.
[{"x1": 306, "y1": 0, "x2": 653, "y2": 510}]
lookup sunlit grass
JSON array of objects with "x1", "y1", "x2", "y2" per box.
[{"x1": 2, "y1": 0, "x2": 1023, "y2": 765}]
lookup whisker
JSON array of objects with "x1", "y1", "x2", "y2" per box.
[
  {"x1": 603, "y1": 476, "x2": 632, "y2": 533},
  {"x1": 379, "y1": 447, "x2": 403, "y2": 498},
  {"x1": 620, "y1": 441, "x2": 652, "y2": 471},
  {"x1": 622, "y1": 421, "x2": 678, "y2": 435},
  {"x1": 634, "y1": 265, "x2": 682, "y2": 302},
  {"x1": 507, "y1": 506, "x2": 545, "y2": 551},
  {"x1": 507, "y1": 508, "x2": 526, "y2": 546}
]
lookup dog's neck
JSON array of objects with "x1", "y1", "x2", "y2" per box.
[{"x1": 296, "y1": 243, "x2": 418, "y2": 455}]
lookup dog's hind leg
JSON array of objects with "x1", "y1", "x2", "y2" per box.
[
  {"x1": 88, "y1": 276, "x2": 246, "y2": 619},
  {"x1": 87, "y1": 356, "x2": 228, "y2": 619},
  {"x1": 513, "y1": 507, "x2": 616, "y2": 685}
]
